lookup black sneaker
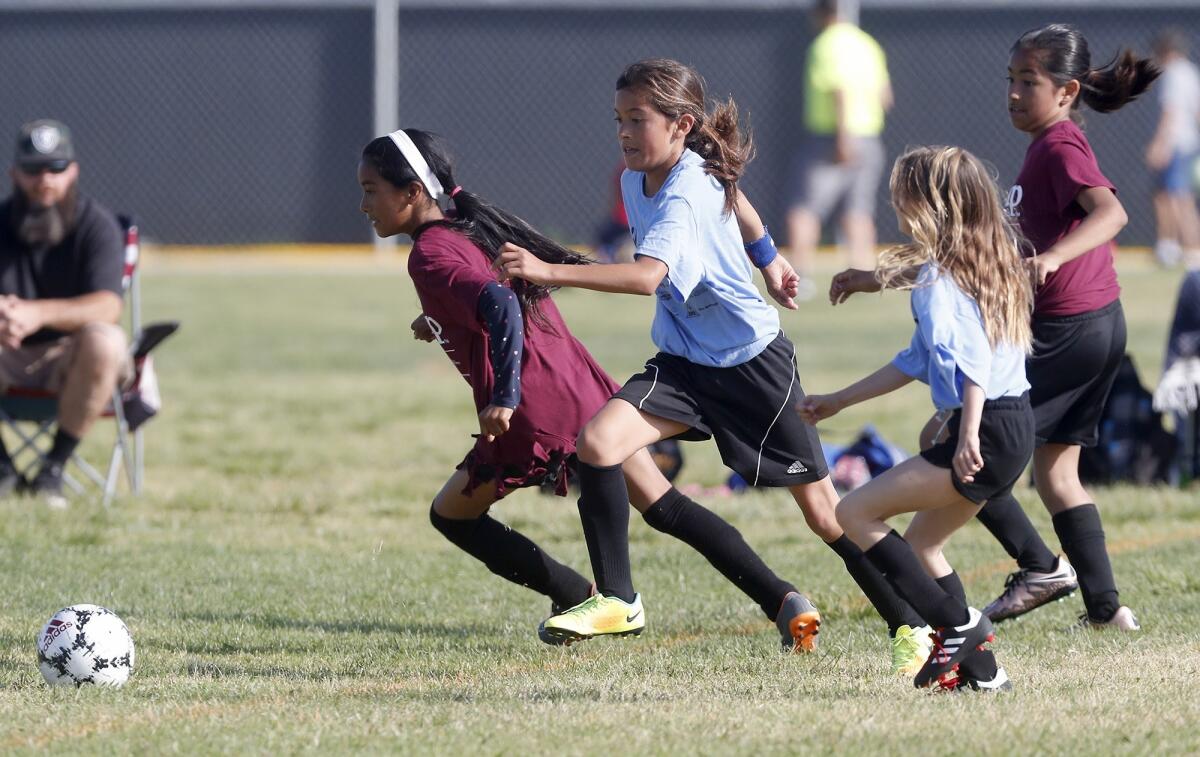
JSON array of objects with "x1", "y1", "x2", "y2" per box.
[
  {"x1": 913, "y1": 607, "x2": 995, "y2": 689},
  {"x1": 23, "y1": 462, "x2": 68, "y2": 509}
]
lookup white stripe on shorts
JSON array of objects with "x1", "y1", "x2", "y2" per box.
[
  {"x1": 753, "y1": 342, "x2": 799, "y2": 487},
  {"x1": 637, "y1": 361, "x2": 660, "y2": 410}
]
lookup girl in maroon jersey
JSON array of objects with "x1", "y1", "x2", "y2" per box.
[
  {"x1": 830, "y1": 24, "x2": 1157, "y2": 630},
  {"x1": 975, "y1": 23, "x2": 1157, "y2": 629},
  {"x1": 358, "y1": 128, "x2": 819, "y2": 646}
]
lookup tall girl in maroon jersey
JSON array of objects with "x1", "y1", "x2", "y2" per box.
[
  {"x1": 961, "y1": 24, "x2": 1158, "y2": 629},
  {"x1": 358, "y1": 128, "x2": 818, "y2": 643},
  {"x1": 831, "y1": 24, "x2": 1157, "y2": 629}
]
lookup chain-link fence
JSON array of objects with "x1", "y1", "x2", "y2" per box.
[
  {"x1": 0, "y1": 5, "x2": 373, "y2": 245},
  {"x1": 0, "y1": 1, "x2": 1195, "y2": 246}
]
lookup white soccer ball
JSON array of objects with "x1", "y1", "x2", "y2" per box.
[{"x1": 37, "y1": 605, "x2": 135, "y2": 687}]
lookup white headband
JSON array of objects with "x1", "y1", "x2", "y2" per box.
[{"x1": 387, "y1": 129, "x2": 444, "y2": 202}]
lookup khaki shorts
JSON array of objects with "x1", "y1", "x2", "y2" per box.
[{"x1": 0, "y1": 323, "x2": 133, "y2": 394}]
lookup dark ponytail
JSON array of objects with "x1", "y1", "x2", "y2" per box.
[
  {"x1": 361, "y1": 130, "x2": 589, "y2": 329},
  {"x1": 1081, "y1": 50, "x2": 1160, "y2": 113},
  {"x1": 617, "y1": 58, "x2": 753, "y2": 214},
  {"x1": 1012, "y1": 24, "x2": 1160, "y2": 122}
]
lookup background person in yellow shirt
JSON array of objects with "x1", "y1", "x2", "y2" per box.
[{"x1": 788, "y1": 0, "x2": 892, "y2": 297}]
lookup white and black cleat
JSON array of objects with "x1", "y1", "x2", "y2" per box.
[
  {"x1": 914, "y1": 607, "x2": 995, "y2": 689},
  {"x1": 960, "y1": 666, "x2": 1013, "y2": 693}
]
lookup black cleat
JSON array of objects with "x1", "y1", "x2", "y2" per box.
[{"x1": 914, "y1": 607, "x2": 995, "y2": 689}]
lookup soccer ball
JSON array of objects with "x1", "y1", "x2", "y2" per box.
[{"x1": 37, "y1": 605, "x2": 135, "y2": 687}]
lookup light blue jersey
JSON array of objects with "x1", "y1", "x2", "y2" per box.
[
  {"x1": 892, "y1": 264, "x2": 1030, "y2": 410},
  {"x1": 622, "y1": 149, "x2": 779, "y2": 368}
]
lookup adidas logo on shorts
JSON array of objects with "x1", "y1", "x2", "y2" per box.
[{"x1": 787, "y1": 461, "x2": 808, "y2": 475}]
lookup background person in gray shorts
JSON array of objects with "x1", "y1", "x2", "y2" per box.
[{"x1": 787, "y1": 0, "x2": 891, "y2": 299}]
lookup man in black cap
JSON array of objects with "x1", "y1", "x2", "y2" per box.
[{"x1": 0, "y1": 119, "x2": 129, "y2": 506}]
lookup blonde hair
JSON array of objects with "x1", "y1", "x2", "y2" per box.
[
  {"x1": 876, "y1": 146, "x2": 1033, "y2": 352},
  {"x1": 617, "y1": 58, "x2": 753, "y2": 214}
]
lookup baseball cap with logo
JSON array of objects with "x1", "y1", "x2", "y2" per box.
[{"x1": 14, "y1": 119, "x2": 76, "y2": 171}]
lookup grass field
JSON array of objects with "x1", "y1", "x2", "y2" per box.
[{"x1": 1, "y1": 254, "x2": 1197, "y2": 754}]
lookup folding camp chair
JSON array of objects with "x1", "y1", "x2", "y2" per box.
[{"x1": 0, "y1": 216, "x2": 178, "y2": 507}]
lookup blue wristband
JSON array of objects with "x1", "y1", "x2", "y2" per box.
[{"x1": 744, "y1": 228, "x2": 778, "y2": 268}]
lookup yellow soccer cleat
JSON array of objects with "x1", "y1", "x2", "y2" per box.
[
  {"x1": 538, "y1": 593, "x2": 645, "y2": 645},
  {"x1": 890, "y1": 624, "x2": 932, "y2": 675}
]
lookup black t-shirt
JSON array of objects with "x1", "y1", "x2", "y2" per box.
[{"x1": 0, "y1": 194, "x2": 124, "y2": 344}]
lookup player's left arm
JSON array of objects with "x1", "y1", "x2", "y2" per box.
[
  {"x1": 952, "y1": 378, "x2": 985, "y2": 484},
  {"x1": 475, "y1": 282, "x2": 525, "y2": 442},
  {"x1": 1031, "y1": 186, "x2": 1127, "y2": 286},
  {"x1": 734, "y1": 192, "x2": 800, "y2": 310}
]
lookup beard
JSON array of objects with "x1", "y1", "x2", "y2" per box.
[{"x1": 10, "y1": 183, "x2": 78, "y2": 248}]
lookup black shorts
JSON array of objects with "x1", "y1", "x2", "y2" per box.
[
  {"x1": 1029, "y1": 299, "x2": 1126, "y2": 448},
  {"x1": 612, "y1": 332, "x2": 828, "y2": 487},
  {"x1": 920, "y1": 394, "x2": 1035, "y2": 504}
]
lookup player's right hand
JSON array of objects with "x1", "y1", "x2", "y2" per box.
[
  {"x1": 829, "y1": 268, "x2": 881, "y2": 305},
  {"x1": 411, "y1": 314, "x2": 435, "y2": 342}
]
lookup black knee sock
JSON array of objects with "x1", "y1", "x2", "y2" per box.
[
  {"x1": 976, "y1": 493, "x2": 1057, "y2": 573},
  {"x1": 577, "y1": 461, "x2": 635, "y2": 603},
  {"x1": 429, "y1": 508, "x2": 593, "y2": 609},
  {"x1": 828, "y1": 535, "x2": 924, "y2": 634},
  {"x1": 864, "y1": 531, "x2": 968, "y2": 629},
  {"x1": 642, "y1": 487, "x2": 795, "y2": 620},
  {"x1": 1053, "y1": 504, "x2": 1120, "y2": 621},
  {"x1": 936, "y1": 571, "x2": 967, "y2": 606},
  {"x1": 47, "y1": 429, "x2": 81, "y2": 466}
]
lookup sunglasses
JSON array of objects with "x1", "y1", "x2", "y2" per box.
[{"x1": 18, "y1": 160, "x2": 71, "y2": 175}]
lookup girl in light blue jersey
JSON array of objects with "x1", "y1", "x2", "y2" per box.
[
  {"x1": 800, "y1": 146, "x2": 1036, "y2": 691},
  {"x1": 497, "y1": 58, "x2": 926, "y2": 668}
]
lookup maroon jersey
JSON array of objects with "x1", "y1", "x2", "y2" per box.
[
  {"x1": 1010, "y1": 120, "x2": 1121, "y2": 318},
  {"x1": 408, "y1": 223, "x2": 619, "y2": 496}
]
